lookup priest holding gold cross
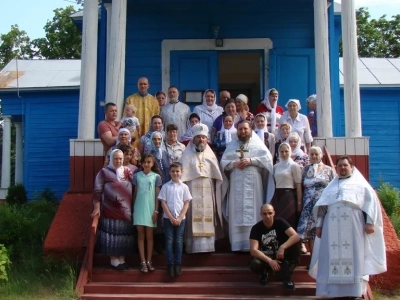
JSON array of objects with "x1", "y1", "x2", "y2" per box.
[{"x1": 221, "y1": 120, "x2": 275, "y2": 251}]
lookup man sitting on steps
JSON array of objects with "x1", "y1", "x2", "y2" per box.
[{"x1": 249, "y1": 204, "x2": 301, "y2": 290}]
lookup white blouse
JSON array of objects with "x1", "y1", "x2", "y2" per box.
[{"x1": 273, "y1": 161, "x2": 302, "y2": 189}]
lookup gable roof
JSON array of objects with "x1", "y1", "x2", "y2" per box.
[
  {"x1": 0, "y1": 59, "x2": 81, "y2": 90},
  {"x1": 339, "y1": 57, "x2": 400, "y2": 87}
]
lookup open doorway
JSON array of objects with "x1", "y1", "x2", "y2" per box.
[{"x1": 218, "y1": 51, "x2": 262, "y2": 112}]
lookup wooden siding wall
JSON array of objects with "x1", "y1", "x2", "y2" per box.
[
  {"x1": 1, "y1": 90, "x2": 80, "y2": 200},
  {"x1": 339, "y1": 88, "x2": 400, "y2": 189},
  {"x1": 70, "y1": 140, "x2": 104, "y2": 193},
  {"x1": 124, "y1": 0, "x2": 315, "y2": 97}
]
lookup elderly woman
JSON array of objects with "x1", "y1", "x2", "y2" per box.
[
  {"x1": 279, "y1": 99, "x2": 313, "y2": 153},
  {"x1": 149, "y1": 131, "x2": 170, "y2": 184},
  {"x1": 271, "y1": 143, "x2": 302, "y2": 229},
  {"x1": 297, "y1": 146, "x2": 334, "y2": 256},
  {"x1": 193, "y1": 89, "x2": 223, "y2": 132},
  {"x1": 287, "y1": 132, "x2": 309, "y2": 168},
  {"x1": 235, "y1": 94, "x2": 254, "y2": 124},
  {"x1": 306, "y1": 94, "x2": 317, "y2": 137},
  {"x1": 104, "y1": 128, "x2": 131, "y2": 166},
  {"x1": 254, "y1": 88, "x2": 285, "y2": 134},
  {"x1": 156, "y1": 91, "x2": 167, "y2": 107},
  {"x1": 91, "y1": 149, "x2": 134, "y2": 271},
  {"x1": 138, "y1": 115, "x2": 165, "y2": 156},
  {"x1": 274, "y1": 122, "x2": 292, "y2": 164},
  {"x1": 211, "y1": 98, "x2": 241, "y2": 142}
]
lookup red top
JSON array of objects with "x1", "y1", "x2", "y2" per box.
[
  {"x1": 254, "y1": 103, "x2": 285, "y2": 116},
  {"x1": 97, "y1": 120, "x2": 119, "y2": 155}
]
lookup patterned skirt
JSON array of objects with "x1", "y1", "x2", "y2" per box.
[{"x1": 96, "y1": 217, "x2": 135, "y2": 256}]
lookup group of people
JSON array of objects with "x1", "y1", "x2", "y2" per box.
[{"x1": 92, "y1": 77, "x2": 386, "y2": 298}]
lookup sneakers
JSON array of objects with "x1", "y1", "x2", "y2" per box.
[
  {"x1": 174, "y1": 264, "x2": 182, "y2": 276},
  {"x1": 259, "y1": 271, "x2": 269, "y2": 286},
  {"x1": 301, "y1": 243, "x2": 308, "y2": 254},
  {"x1": 167, "y1": 264, "x2": 175, "y2": 278},
  {"x1": 283, "y1": 280, "x2": 296, "y2": 290}
]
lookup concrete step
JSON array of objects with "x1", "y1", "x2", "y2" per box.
[{"x1": 91, "y1": 265, "x2": 314, "y2": 283}]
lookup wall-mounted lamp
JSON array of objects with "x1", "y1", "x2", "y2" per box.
[{"x1": 213, "y1": 25, "x2": 223, "y2": 47}]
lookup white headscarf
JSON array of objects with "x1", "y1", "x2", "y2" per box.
[
  {"x1": 277, "y1": 142, "x2": 295, "y2": 169},
  {"x1": 108, "y1": 149, "x2": 125, "y2": 181},
  {"x1": 202, "y1": 89, "x2": 218, "y2": 112},
  {"x1": 116, "y1": 128, "x2": 132, "y2": 145},
  {"x1": 261, "y1": 88, "x2": 279, "y2": 132},
  {"x1": 219, "y1": 116, "x2": 237, "y2": 143},
  {"x1": 307, "y1": 145, "x2": 323, "y2": 178},
  {"x1": 254, "y1": 113, "x2": 268, "y2": 141},
  {"x1": 288, "y1": 132, "x2": 304, "y2": 157},
  {"x1": 285, "y1": 99, "x2": 301, "y2": 110}
]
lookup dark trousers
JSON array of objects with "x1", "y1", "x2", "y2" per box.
[{"x1": 249, "y1": 256, "x2": 297, "y2": 282}]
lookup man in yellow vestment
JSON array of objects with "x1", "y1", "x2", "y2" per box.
[{"x1": 124, "y1": 77, "x2": 160, "y2": 138}]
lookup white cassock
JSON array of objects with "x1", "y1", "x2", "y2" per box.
[
  {"x1": 220, "y1": 132, "x2": 275, "y2": 251},
  {"x1": 309, "y1": 167, "x2": 386, "y2": 298},
  {"x1": 161, "y1": 101, "x2": 191, "y2": 141},
  {"x1": 179, "y1": 142, "x2": 224, "y2": 253}
]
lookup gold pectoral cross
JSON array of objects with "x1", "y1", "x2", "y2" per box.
[
  {"x1": 236, "y1": 144, "x2": 249, "y2": 159},
  {"x1": 198, "y1": 162, "x2": 204, "y2": 171}
]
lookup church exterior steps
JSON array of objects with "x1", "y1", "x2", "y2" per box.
[
  {"x1": 91, "y1": 266, "x2": 314, "y2": 283},
  {"x1": 82, "y1": 293, "x2": 323, "y2": 299},
  {"x1": 83, "y1": 281, "x2": 316, "y2": 296}
]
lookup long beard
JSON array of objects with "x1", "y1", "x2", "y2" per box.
[
  {"x1": 238, "y1": 135, "x2": 251, "y2": 143},
  {"x1": 195, "y1": 143, "x2": 206, "y2": 152},
  {"x1": 169, "y1": 97, "x2": 178, "y2": 103}
]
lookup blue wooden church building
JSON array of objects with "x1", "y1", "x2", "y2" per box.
[{"x1": 0, "y1": 0, "x2": 398, "y2": 200}]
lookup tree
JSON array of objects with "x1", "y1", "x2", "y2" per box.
[
  {"x1": 32, "y1": 6, "x2": 82, "y2": 59},
  {"x1": 341, "y1": 7, "x2": 400, "y2": 58},
  {"x1": 0, "y1": 25, "x2": 34, "y2": 69}
]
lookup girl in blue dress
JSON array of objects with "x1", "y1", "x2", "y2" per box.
[{"x1": 132, "y1": 154, "x2": 163, "y2": 273}]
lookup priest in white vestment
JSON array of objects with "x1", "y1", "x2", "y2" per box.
[
  {"x1": 309, "y1": 155, "x2": 386, "y2": 298},
  {"x1": 179, "y1": 124, "x2": 224, "y2": 253},
  {"x1": 161, "y1": 86, "x2": 191, "y2": 142},
  {"x1": 221, "y1": 120, "x2": 275, "y2": 251}
]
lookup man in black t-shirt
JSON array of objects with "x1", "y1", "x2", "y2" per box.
[{"x1": 249, "y1": 204, "x2": 301, "y2": 290}]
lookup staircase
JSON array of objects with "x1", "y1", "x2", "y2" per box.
[{"x1": 79, "y1": 251, "x2": 320, "y2": 299}]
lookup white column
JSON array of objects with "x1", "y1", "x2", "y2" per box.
[
  {"x1": 78, "y1": 0, "x2": 98, "y2": 139},
  {"x1": 105, "y1": 0, "x2": 127, "y2": 112},
  {"x1": 314, "y1": 0, "x2": 332, "y2": 137},
  {"x1": 14, "y1": 122, "x2": 23, "y2": 184},
  {"x1": 341, "y1": 0, "x2": 362, "y2": 137},
  {"x1": 104, "y1": 3, "x2": 112, "y2": 77},
  {"x1": 1, "y1": 116, "x2": 11, "y2": 189}
]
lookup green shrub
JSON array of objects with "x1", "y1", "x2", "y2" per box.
[
  {"x1": 377, "y1": 181, "x2": 400, "y2": 216},
  {"x1": 38, "y1": 188, "x2": 58, "y2": 203},
  {"x1": 0, "y1": 205, "x2": 33, "y2": 248},
  {"x1": 0, "y1": 244, "x2": 11, "y2": 281},
  {"x1": 390, "y1": 213, "x2": 400, "y2": 239},
  {"x1": 5, "y1": 184, "x2": 27, "y2": 206}
]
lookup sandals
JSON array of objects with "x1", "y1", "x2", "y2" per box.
[
  {"x1": 140, "y1": 261, "x2": 148, "y2": 273},
  {"x1": 147, "y1": 261, "x2": 155, "y2": 271}
]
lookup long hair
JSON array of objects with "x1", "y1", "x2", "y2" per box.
[{"x1": 141, "y1": 153, "x2": 162, "y2": 177}]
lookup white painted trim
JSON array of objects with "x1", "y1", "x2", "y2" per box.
[{"x1": 161, "y1": 38, "x2": 273, "y2": 93}]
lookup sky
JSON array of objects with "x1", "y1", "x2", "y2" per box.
[{"x1": 0, "y1": 0, "x2": 399, "y2": 39}]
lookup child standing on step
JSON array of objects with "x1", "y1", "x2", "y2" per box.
[
  {"x1": 132, "y1": 154, "x2": 163, "y2": 273},
  {"x1": 158, "y1": 162, "x2": 192, "y2": 277}
]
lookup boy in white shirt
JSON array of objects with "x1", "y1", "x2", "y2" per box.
[{"x1": 158, "y1": 162, "x2": 192, "y2": 277}]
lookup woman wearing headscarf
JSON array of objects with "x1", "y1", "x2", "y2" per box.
[
  {"x1": 286, "y1": 132, "x2": 310, "y2": 168},
  {"x1": 149, "y1": 131, "x2": 170, "y2": 184},
  {"x1": 279, "y1": 99, "x2": 313, "y2": 153},
  {"x1": 210, "y1": 98, "x2": 241, "y2": 142},
  {"x1": 91, "y1": 149, "x2": 134, "y2": 271},
  {"x1": 274, "y1": 122, "x2": 292, "y2": 164},
  {"x1": 138, "y1": 115, "x2": 165, "y2": 156},
  {"x1": 235, "y1": 94, "x2": 254, "y2": 124},
  {"x1": 270, "y1": 143, "x2": 302, "y2": 229},
  {"x1": 254, "y1": 88, "x2": 285, "y2": 134},
  {"x1": 193, "y1": 89, "x2": 223, "y2": 132},
  {"x1": 297, "y1": 146, "x2": 334, "y2": 257},
  {"x1": 104, "y1": 128, "x2": 132, "y2": 167}
]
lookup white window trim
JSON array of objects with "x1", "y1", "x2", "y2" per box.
[{"x1": 161, "y1": 38, "x2": 273, "y2": 92}]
